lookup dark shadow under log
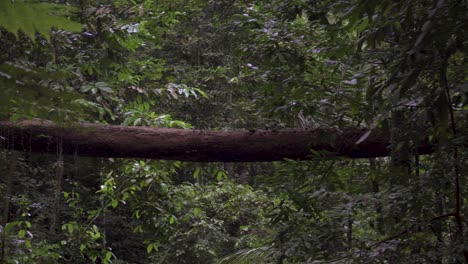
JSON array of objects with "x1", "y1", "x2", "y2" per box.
[{"x1": 0, "y1": 120, "x2": 434, "y2": 162}]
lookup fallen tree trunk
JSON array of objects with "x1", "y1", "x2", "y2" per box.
[{"x1": 0, "y1": 120, "x2": 433, "y2": 162}]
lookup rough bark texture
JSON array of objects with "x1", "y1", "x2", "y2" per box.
[{"x1": 0, "y1": 120, "x2": 434, "y2": 162}]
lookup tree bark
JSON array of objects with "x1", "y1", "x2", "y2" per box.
[{"x1": 0, "y1": 120, "x2": 434, "y2": 162}]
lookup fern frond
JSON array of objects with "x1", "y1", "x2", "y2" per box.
[{"x1": 0, "y1": 0, "x2": 82, "y2": 41}]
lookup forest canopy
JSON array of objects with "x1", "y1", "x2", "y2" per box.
[{"x1": 0, "y1": 0, "x2": 467, "y2": 263}]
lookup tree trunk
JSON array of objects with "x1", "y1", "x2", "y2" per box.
[
  {"x1": 0, "y1": 151, "x2": 15, "y2": 262},
  {"x1": 0, "y1": 120, "x2": 434, "y2": 162}
]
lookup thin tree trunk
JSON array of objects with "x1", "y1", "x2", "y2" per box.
[
  {"x1": 369, "y1": 158, "x2": 384, "y2": 235},
  {"x1": 347, "y1": 162, "x2": 353, "y2": 249},
  {"x1": 50, "y1": 137, "x2": 64, "y2": 236},
  {"x1": 0, "y1": 152, "x2": 15, "y2": 263},
  {"x1": 390, "y1": 109, "x2": 412, "y2": 182}
]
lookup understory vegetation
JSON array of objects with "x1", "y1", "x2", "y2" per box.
[{"x1": 0, "y1": 0, "x2": 467, "y2": 263}]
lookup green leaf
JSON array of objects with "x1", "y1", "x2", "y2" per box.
[
  {"x1": 4, "y1": 222, "x2": 15, "y2": 233},
  {"x1": 134, "y1": 210, "x2": 141, "y2": 219},
  {"x1": 169, "y1": 215, "x2": 176, "y2": 224},
  {"x1": 0, "y1": 0, "x2": 82, "y2": 41},
  {"x1": 24, "y1": 240, "x2": 32, "y2": 248},
  {"x1": 80, "y1": 85, "x2": 94, "y2": 93},
  {"x1": 216, "y1": 170, "x2": 227, "y2": 181},
  {"x1": 95, "y1": 82, "x2": 113, "y2": 93},
  {"x1": 193, "y1": 167, "x2": 201, "y2": 179},
  {"x1": 193, "y1": 207, "x2": 202, "y2": 216},
  {"x1": 67, "y1": 224, "x2": 74, "y2": 234},
  {"x1": 105, "y1": 251, "x2": 112, "y2": 261},
  {"x1": 147, "y1": 244, "x2": 154, "y2": 254},
  {"x1": 160, "y1": 183, "x2": 168, "y2": 193},
  {"x1": 133, "y1": 225, "x2": 143, "y2": 233}
]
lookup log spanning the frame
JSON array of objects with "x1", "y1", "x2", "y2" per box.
[{"x1": 0, "y1": 120, "x2": 433, "y2": 162}]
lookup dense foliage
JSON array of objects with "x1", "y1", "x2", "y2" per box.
[{"x1": 0, "y1": 0, "x2": 467, "y2": 263}]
